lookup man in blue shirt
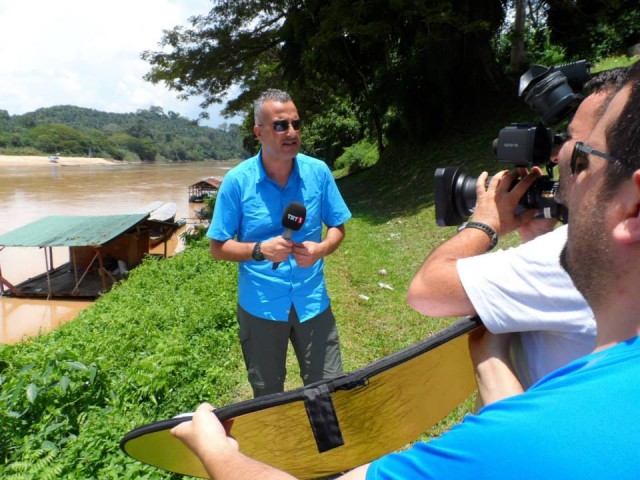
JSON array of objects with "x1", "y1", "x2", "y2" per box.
[
  {"x1": 174, "y1": 65, "x2": 640, "y2": 479},
  {"x1": 207, "y1": 89, "x2": 351, "y2": 397}
]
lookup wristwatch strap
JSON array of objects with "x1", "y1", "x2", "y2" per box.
[
  {"x1": 457, "y1": 221, "x2": 498, "y2": 251},
  {"x1": 251, "y1": 241, "x2": 265, "y2": 261}
]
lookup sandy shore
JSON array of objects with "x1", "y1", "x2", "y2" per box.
[{"x1": 0, "y1": 155, "x2": 124, "y2": 167}]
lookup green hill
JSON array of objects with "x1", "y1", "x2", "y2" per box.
[{"x1": 0, "y1": 105, "x2": 248, "y2": 162}]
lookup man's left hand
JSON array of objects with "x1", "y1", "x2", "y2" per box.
[{"x1": 292, "y1": 241, "x2": 324, "y2": 267}]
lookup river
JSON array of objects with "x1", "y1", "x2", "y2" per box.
[{"x1": 0, "y1": 160, "x2": 237, "y2": 344}]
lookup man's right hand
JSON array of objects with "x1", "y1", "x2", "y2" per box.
[
  {"x1": 261, "y1": 237, "x2": 294, "y2": 263},
  {"x1": 171, "y1": 403, "x2": 238, "y2": 464},
  {"x1": 514, "y1": 166, "x2": 558, "y2": 242},
  {"x1": 406, "y1": 168, "x2": 544, "y2": 319}
]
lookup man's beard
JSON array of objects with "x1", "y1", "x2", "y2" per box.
[{"x1": 560, "y1": 198, "x2": 617, "y2": 312}]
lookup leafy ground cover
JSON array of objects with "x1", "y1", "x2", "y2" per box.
[{"x1": 0, "y1": 250, "x2": 244, "y2": 478}]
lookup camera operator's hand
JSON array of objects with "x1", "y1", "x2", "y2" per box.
[
  {"x1": 514, "y1": 167, "x2": 558, "y2": 242},
  {"x1": 517, "y1": 217, "x2": 558, "y2": 242},
  {"x1": 471, "y1": 169, "x2": 541, "y2": 236},
  {"x1": 408, "y1": 168, "x2": 542, "y2": 319}
]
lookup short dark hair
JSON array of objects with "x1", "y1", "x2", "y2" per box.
[
  {"x1": 583, "y1": 66, "x2": 631, "y2": 120},
  {"x1": 602, "y1": 61, "x2": 640, "y2": 194},
  {"x1": 584, "y1": 67, "x2": 630, "y2": 95}
]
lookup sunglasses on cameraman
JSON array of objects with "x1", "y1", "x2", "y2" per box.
[
  {"x1": 260, "y1": 119, "x2": 303, "y2": 133},
  {"x1": 570, "y1": 141, "x2": 621, "y2": 176}
]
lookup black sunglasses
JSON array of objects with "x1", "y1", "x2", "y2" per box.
[
  {"x1": 259, "y1": 119, "x2": 302, "y2": 132},
  {"x1": 570, "y1": 141, "x2": 621, "y2": 175}
]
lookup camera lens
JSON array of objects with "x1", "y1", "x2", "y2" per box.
[
  {"x1": 523, "y1": 70, "x2": 583, "y2": 126},
  {"x1": 434, "y1": 167, "x2": 478, "y2": 226},
  {"x1": 434, "y1": 167, "x2": 566, "y2": 226}
]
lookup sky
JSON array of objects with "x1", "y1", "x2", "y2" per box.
[{"x1": 0, "y1": 0, "x2": 240, "y2": 128}]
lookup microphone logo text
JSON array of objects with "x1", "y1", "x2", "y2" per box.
[{"x1": 287, "y1": 214, "x2": 304, "y2": 224}]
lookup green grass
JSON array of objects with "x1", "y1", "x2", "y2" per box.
[{"x1": 592, "y1": 54, "x2": 638, "y2": 72}]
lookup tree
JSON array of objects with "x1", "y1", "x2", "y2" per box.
[
  {"x1": 546, "y1": 0, "x2": 639, "y2": 60},
  {"x1": 148, "y1": 106, "x2": 166, "y2": 117},
  {"x1": 113, "y1": 134, "x2": 158, "y2": 161},
  {"x1": 493, "y1": 1, "x2": 566, "y2": 72},
  {"x1": 27, "y1": 124, "x2": 87, "y2": 154},
  {"x1": 509, "y1": 0, "x2": 527, "y2": 74},
  {"x1": 142, "y1": 1, "x2": 287, "y2": 117},
  {"x1": 299, "y1": 95, "x2": 363, "y2": 167},
  {"x1": 126, "y1": 120, "x2": 154, "y2": 139},
  {"x1": 144, "y1": 1, "x2": 509, "y2": 161}
]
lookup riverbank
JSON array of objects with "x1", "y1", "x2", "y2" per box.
[{"x1": 0, "y1": 154, "x2": 124, "y2": 167}]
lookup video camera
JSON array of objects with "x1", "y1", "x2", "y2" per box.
[{"x1": 435, "y1": 60, "x2": 592, "y2": 226}]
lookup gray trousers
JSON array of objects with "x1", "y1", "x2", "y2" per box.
[{"x1": 237, "y1": 304, "x2": 343, "y2": 397}]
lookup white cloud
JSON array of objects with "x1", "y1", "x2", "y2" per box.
[{"x1": 0, "y1": 0, "x2": 241, "y2": 127}]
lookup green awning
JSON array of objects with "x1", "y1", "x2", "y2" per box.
[{"x1": 0, "y1": 214, "x2": 149, "y2": 247}]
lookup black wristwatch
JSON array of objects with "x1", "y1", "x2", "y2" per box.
[
  {"x1": 251, "y1": 241, "x2": 265, "y2": 261},
  {"x1": 457, "y1": 221, "x2": 499, "y2": 251}
]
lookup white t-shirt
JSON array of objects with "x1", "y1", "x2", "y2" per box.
[{"x1": 457, "y1": 225, "x2": 595, "y2": 387}]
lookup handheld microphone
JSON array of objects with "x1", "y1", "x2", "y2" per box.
[{"x1": 273, "y1": 202, "x2": 306, "y2": 269}]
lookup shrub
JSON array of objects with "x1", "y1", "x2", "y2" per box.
[
  {"x1": 0, "y1": 246, "x2": 243, "y2": 478},
  {"x1": 334, "y1": 140, "x2": 379, "y2": 173}
]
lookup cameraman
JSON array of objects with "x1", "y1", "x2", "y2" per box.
[{"x1": 407, "y1": 67, "x2": 629, "y2": 404}]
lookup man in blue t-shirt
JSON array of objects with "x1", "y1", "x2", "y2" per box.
[
  {"x1": 173, "y1": 64, "x2": 640, "y2": 479},
  {"x1": 207, "y1": 89, "x2": 351, "y2": 398}
]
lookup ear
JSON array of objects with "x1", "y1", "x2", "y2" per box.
[
  {"x1": 612, "y1": 171, "x2": 640, "y2": 244},
  {"x1": 253, "y1": 124, "x2": 262, "y2": 140}
]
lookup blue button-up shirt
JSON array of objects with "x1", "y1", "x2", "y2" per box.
[{"x1": 208, "y1": 151, "x2": 352, "y2": 322}]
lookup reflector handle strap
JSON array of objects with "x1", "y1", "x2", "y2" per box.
[{"x1": 303, "y1": 384, "x2": 345, "y2": 453}]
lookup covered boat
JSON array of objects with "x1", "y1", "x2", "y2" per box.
[{"x1": 0, "y1": 213, "x2": 166, "y2": 298}]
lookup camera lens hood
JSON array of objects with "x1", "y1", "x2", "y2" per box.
[
  {"x1": 524, "y1": 71, "x2": 583, "y2": 126},
  {"x1": 434, "y1": 167, "x2": 477, "y2": 226}
]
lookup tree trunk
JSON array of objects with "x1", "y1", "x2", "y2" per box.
[
  {"x1": 373, "y1": 114, "x2": 384, "y2": 156},
  {"x1": 509, "y1": 0, "x2": 527, "y2": 75}
]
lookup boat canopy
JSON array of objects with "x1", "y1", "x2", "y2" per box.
[
  {"x1": 0, "y1": 214, "x2": 149, "y2": 248},
  {"x1": 190, "y1": 176, "x2": 223, "y2": 190}
]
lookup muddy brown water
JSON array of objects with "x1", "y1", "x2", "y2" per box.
[{"x1": 0, "y1": 160, "x2": 236, "y2": 344}]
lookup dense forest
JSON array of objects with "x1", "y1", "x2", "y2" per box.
[
  {"x1": 144, "y1": 0, "x2": 640, "y2": 167},
  {"x1": 0, "y1": 105, "x2": 247, "y2": 162}
]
